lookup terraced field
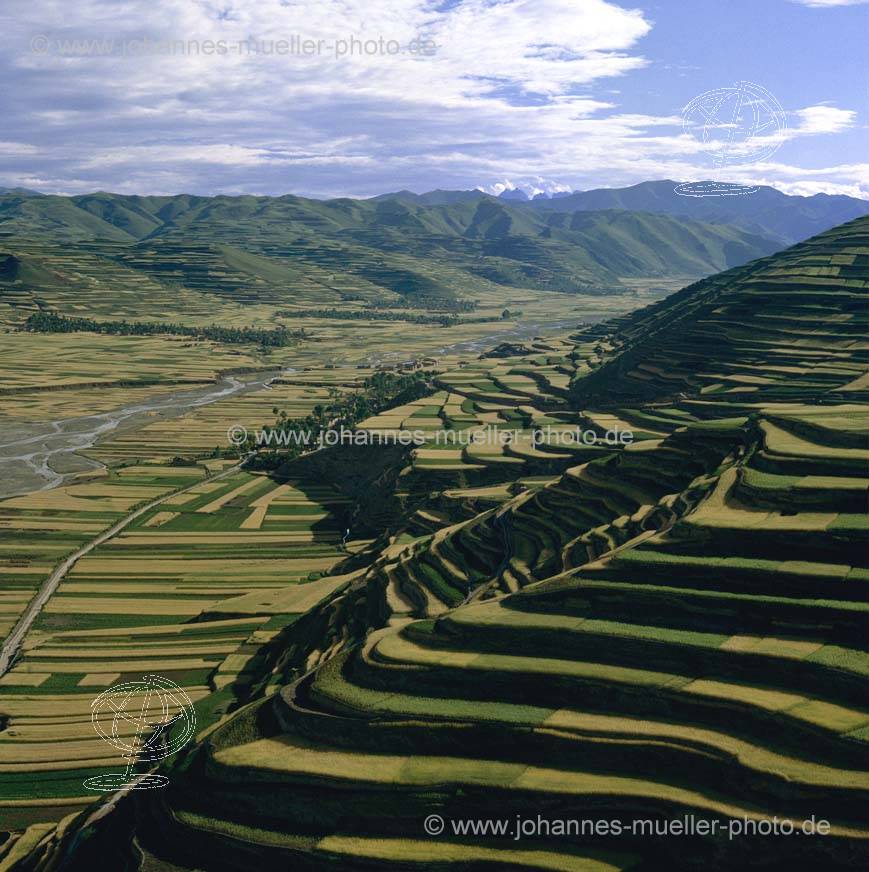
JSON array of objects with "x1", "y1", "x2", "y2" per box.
[
  {"x1": 2, "y1": 219, "x2": 867, "y2": 869},
  {"x1": 0, "y1": 466, "x2": 212, "y2": 639},
  {"x1": 0, "y1": 463, "x2": 359, "y2": 827},
  {"x1": 0, "y1": 371, "x2": 377, "y2": 831}
]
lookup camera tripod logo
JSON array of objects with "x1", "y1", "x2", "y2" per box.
[{"x1": 83, "y1": 674, "x2": 197, "y2": 791}]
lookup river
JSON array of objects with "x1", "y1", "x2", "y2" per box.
[
  {"x1": 0, "y1": 370, "x2": 282, "y2": 499},
  {"x1": 0, "y1": 318, "x2": 587, "y2": 500}
]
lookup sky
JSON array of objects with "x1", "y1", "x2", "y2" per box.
[{"x1": 1, "y1": 0, "x2": 867, "y2": 199}]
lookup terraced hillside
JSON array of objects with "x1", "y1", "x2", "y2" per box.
[
  {"x1": 0, "y1": 190, "x2": 781, "y2": 319},
  {"x1": 571, "y1": 217, "x2": 869, "y2": 406},
  {"x1": 4, "y1": 219, "x2": 868, "y2": 870}
]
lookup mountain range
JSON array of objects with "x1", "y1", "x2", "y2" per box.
[
  {"x1": 1, "y1": 182, "x2": 866, "y2": 308},
  {"x1": 385, "y1": 180, "x2": 869, "y2": 246}
]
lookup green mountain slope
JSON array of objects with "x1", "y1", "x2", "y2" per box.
[
  {"x1": 521, "y1": 180, "x2": 869, "y2": 246},
  {"x1": 376, "y1": 181, "x2": 869, "y2": 245},
  {"x1": 0, "y1": 190, "x2": 783, "y2": 312},
  {"x1": 572, "y1": 215, "x2": 869, "y2": 405}
]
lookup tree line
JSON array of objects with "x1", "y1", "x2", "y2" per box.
[
  {"x1": 244, "y1": 369, "x2": 434, "y2": 469},
  {"x1": 366, "y1": 297, "x2": 479, "y2": 313},
  {"x1": 275, "y1": 308, "x2": 458, "y2": 326},
  {"x1": 24, "y1": 311, "x2": 305, "y2": 347},
  {"x1": 275, "y1": 307, "x2": 518, "y2": 327}
]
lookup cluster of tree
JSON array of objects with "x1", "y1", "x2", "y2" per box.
[
  {"x1": 24, "y1": 311, "x2": 304, "y2": 347},
  {"x1": 244, "y1": 370, "x2": 434, "y2": 469},
  {"x1": 365, "y1": 297, "x2": 479, "y2": 313},
  {"x1": 275, "y1": 308, "x2": 457, "y2": 326}
]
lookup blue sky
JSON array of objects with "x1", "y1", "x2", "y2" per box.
[{"x1": 1, "y1": 0, "x2": 867, "y2": 198}]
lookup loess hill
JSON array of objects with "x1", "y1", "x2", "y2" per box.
[
  {"x1": 6, "y1": 218, "x2": 869, "y2": 871},
  {"x1": 0, "y1": 189, "x2": 786, "y2": 316}
]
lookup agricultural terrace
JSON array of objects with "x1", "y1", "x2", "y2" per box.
[{"x1": 86, "y1": 218, "x2": 869, "y2": 872}]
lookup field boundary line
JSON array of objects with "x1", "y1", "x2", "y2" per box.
[{"x1": 0, "y1": 463, "x2": 243, "y2": 677}]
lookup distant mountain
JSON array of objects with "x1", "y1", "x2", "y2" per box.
[
  {"x1": 369, "y1": 189, "x2": 485, "y2": 206},
  {"x1": 0, "y1": 187, "x2": 43, "y2": 196},
  {"x1": 532, "y1": 191, "x2": 572, "y2": 201},
  {"x1": 0, "y1": 189, "x2": 784, "y2": 307},
  {"x1": 374, "y1": 181, "x2": 869, "y2": 246},
  {"x1": 7, "y1": 183, "x2": 866, "y2": 249},
  {"x1": 519, "y1": 180, "x2": 869, "y2": 245},
  {"x1": 498, "y1": 189, "x2": 530, "y2": 202}
]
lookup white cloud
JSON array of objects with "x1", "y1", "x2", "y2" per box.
[
  {"x1": 793, "y1": 105, "x2": 856, "y2": 134},
  {"x1": 790, "y1": 0, "x2": 869, "y2": 7},
  {"x1": 0, "y1": 141, "x2": 40, "y2": 155},
  {"x1": 479, "y1": 177, "x2": 573, "y2": 197},
  {"x1": 0, "y1": 0, "x2": 658, "y2": 195},
  {"x1": 763, "y1": 180, "x2": 866, "y2": 197},
  {"x1": 0, "y1": 0, "x2": 864, "y2": 199}
]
